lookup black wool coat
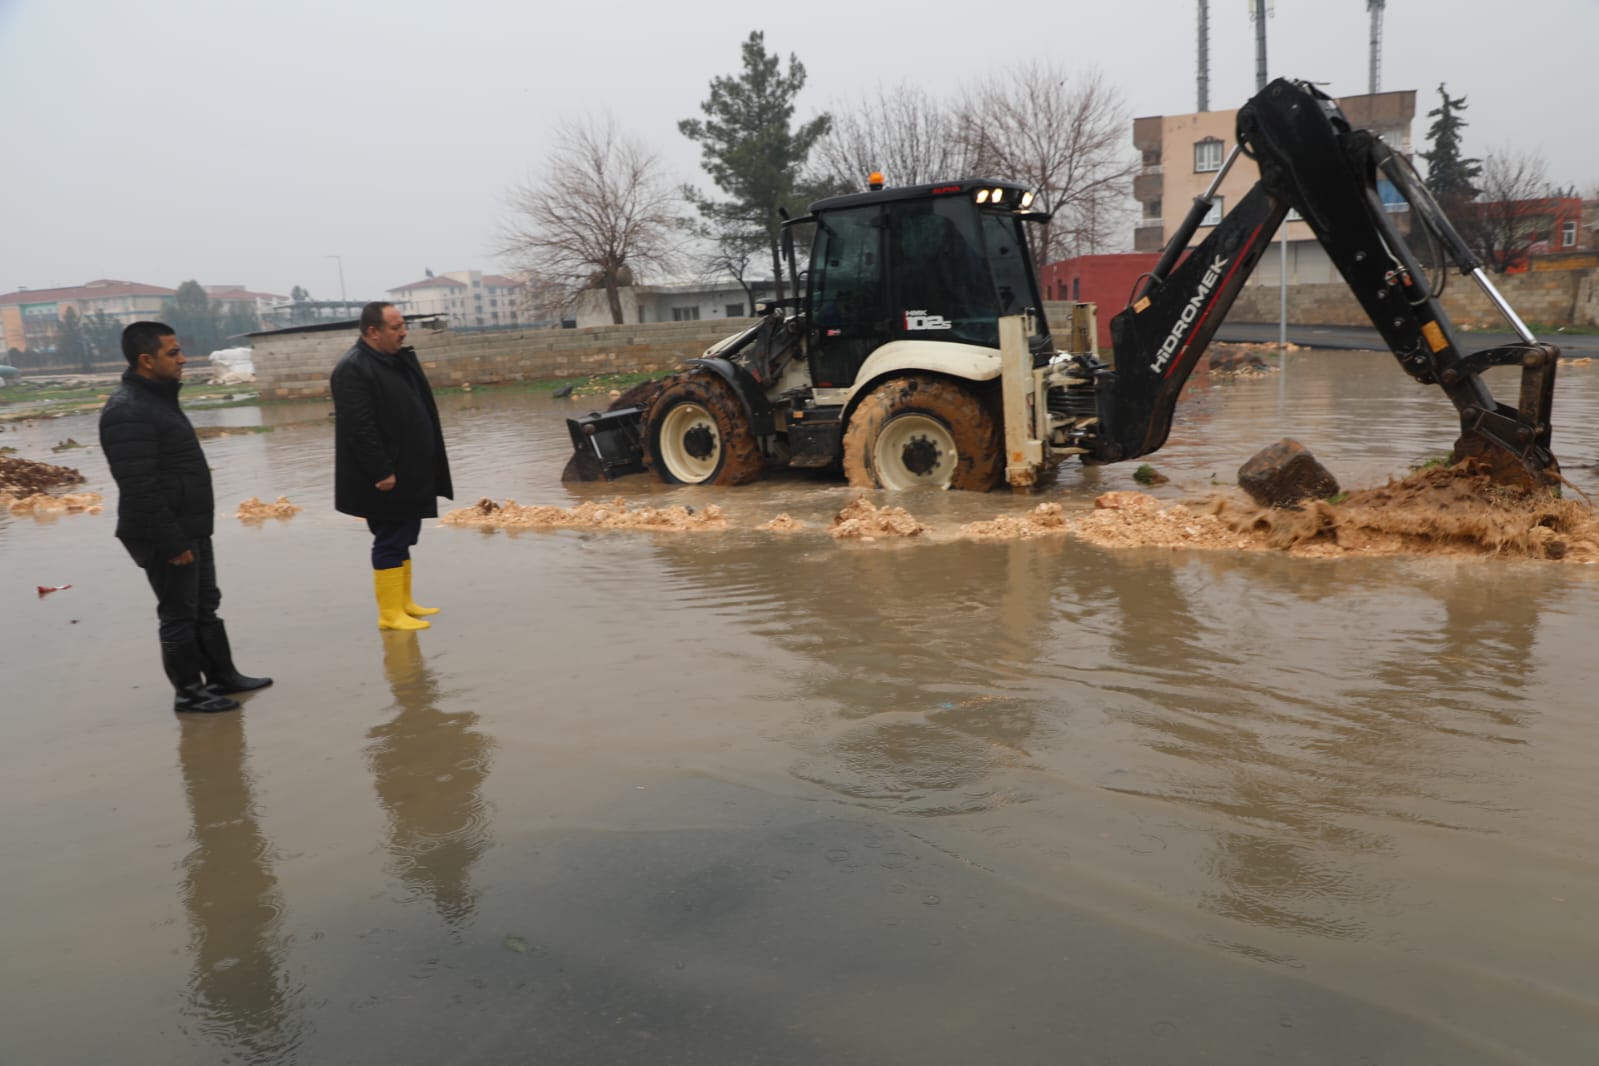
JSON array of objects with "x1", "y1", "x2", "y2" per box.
[
  {"x1": 330, "y1": 341, "x2": 453, "y2": 520},
  {"x1": 98, "y1": 370, "x2": 215, "y2": 567}
]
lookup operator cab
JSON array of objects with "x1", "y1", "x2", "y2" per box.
[{"x1": 792, "y1": 179, "x2": 1053, "y2": 389}]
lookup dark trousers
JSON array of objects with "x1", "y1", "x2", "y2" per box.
[
  {"x1": 367, "y1": 517, "x2": 422, "y2": 569},
  {"x1": 144, "y1": 536, "x2": 222, "y2": 645}
]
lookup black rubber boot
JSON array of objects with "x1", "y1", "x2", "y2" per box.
[
  {"x1": 161, "y1": 640, "x2": 241, "y2": 713},
  {"x1": 196, "y1": 620, "x2": 273, "y2": 694}
]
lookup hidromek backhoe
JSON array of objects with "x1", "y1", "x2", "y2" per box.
[{"x1": 566, "y1": 78, "x2": 1560, "y2": 493}]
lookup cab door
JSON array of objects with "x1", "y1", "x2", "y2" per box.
[{"x1": 806, "y1": 205, "x2": 887, "y2": 388}]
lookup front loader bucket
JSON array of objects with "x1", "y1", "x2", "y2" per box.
[{"x1": 564, "y1": 407, "x2": 646, "y2": 482}]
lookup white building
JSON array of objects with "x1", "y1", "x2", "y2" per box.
[
  {"x1": 572, "y1": 279, "x2": 776, "y2": 329},
  {"x1": 387, "y1": 270, "x2": 531, "y2": 329}
]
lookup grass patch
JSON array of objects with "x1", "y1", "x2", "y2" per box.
[
  {"x1": 437, "y1": 370, "x2": 666, "y2": 399},
  {"x1": 1410, "y1": 454, "x2": 1454, "y2": 472}
]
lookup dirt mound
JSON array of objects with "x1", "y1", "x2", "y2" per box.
[
  {"x1": 0, "y1": 455, "x2": 85, "y2": 495},
  {"x1": 1074, "y1": 492, "x2": 1255, "y2": 551},
  {"x1": 758, "y1": 513, "x2": 806, "y2": 532},
  {"x1": 1226, "y1": 466, "x2": 1599, "y2": 561},
  {"x1": 441, "y1": 496, "x2": 727, "y2": 532},
  {"x1": 959, "y1": 502, "x2": 1070, "y2": 540},
  {"x1": 1076, "y1": 466, "x2": 1599, "y2": 562},
  {"x1": 3, "y1": 491, "x2": 102, "y2": 515},
  {"x1": 829, "y1": 497, "x2": 925, "y2": 539},
  {"x1": 236, "y1": 496, "x2": 301, "y2": 522}
]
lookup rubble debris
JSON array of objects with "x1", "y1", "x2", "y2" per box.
[
  {"x1": 959, "y1": 502, "x2": 1070, "y2": 540},
  {"x1": 50, "y1": 437, "x2": 85, "y2": 452},
  {"x1": 828, "y1": 497, "x2": 924, "y2": 540},
  {"x1": 0, "y1": 455, "x2": 85, "y2": 495},
  {"x1": 236, "y1": 496, "x2": 301, "y2": 521},
  {"x1": 441, "y1": 495, "x2": 727, "y2": 532},
  {"x1": 757, "y1": 514, "x2": 806, "y2": 532},
  {"x1": 1238, "y1": 439, "x2": 1340, "y2": 507}
]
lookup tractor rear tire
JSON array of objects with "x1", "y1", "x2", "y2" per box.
[
  {"x1": 842, "y1": 376, "x2": 1002, "y2": 492},
  {"x1": 643, "y1": 373, "x2": 764, "y2": 486}
]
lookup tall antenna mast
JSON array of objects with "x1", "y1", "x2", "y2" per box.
[
  {"x1": 1249, "y1": 0, "x2": 1273, "y2": 92},
  {"x1": 1367, "y1": 0, "x2": 1386, "y2": 93},
  {"x1": 1197, "y1": 0, "x2": 1210, "y2": 111}
]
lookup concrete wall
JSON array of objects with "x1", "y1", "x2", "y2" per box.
[
  {"x1": 1227, "y1": 267, "x2": 1599, "y2": 330},
  {"x1": 254, "y1": 318, "x2": 759, "y2": 400}
]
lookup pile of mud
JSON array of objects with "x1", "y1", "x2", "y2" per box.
[
  {"x1": 236, "y1": 496, "x2": 301, "y2": 521},
  {"x1": 829, "y1": 498, "x2": 924, "y2": 540},
  {"x1": 1073, "y1": 491, "x2": 1257, "y2": 551},
  {"x1": 758, "y1": 514, "x2": 806, "y2": 532},
  {"x1": 441, "y1": 496, "x2": 727, "y2": 532},
  {"x1": 3, "y1": 491, "x2": 102, "y2": 515},
  {"x1": 960, "y1": 502, "x2": 1070, "y2": 540},
  {"x1": 1074, "y1": 466, "x2": 1599, "y2": 562},
  {"x1": 1, "y1": 455, "x2": 85, "y2": 495},
  {"x1": 1224, "y1": 466, "x2": 1599, "y2": 561}
]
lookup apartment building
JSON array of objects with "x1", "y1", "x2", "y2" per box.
[
  {"x1": 1131, "y1": 89, "x2": 1417, "y2": 285},
  {"x1": 387, "y1": 270, "x2": 531, "y2": 329},
  {"x1": 0, "y1": 279, "x2": 177, "y2": 352}
]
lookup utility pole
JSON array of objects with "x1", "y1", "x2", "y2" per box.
[
  {"x1": 1367, "y1": 0, "x2": 1386, "y2": 94},
  {"x1": 327, "y1": 255, "x2": 347, "y2": 305},
  {"x1": 1250, "y1": 0, "x2": 1271, "y2": 92},
  {"x1": 1196, "y1": 0, "x2": 1210, "y2": 111}
]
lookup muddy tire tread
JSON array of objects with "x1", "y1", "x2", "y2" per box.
[
  {"x1": 842, "y1": 375, "x2": 1002, "y2": 492},
  {"x1": 642, "y1": 373, "x2": 764, "y2": 486}
]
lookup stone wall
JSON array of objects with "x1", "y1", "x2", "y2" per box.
[
  {"x1": 1228, "y1": 268, "x2": 1599, "y2": 329},
  {"x1": 254, "y1": 318, "x2": 759, "y2": 400}
]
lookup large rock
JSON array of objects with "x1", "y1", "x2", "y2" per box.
[{"x1": 1237, "y1": 439, "x2": 1340, "y2": 507}]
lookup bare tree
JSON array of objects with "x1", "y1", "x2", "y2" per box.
[
  {"x1": 501, "y1": 115, "x2": 684, "y2": 325},
  {"x1": 810, "y1": 83, "x2": 976, "y2": 190},
  {"x1": 953, "y1": 63, "x2": 1136, "y2": 267},
  {"x1": 1464, "y1": 148, "x2": 1552, "y2": 273}
]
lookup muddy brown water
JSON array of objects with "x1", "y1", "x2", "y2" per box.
[{"x1": 3, "y1": 351, "x2": 1599, "y2": 1064}]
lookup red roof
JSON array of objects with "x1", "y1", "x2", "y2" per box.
[
  {"x1": 482, "y1": 274, "x2": 524, "y2": 288},
  {"x1": 389, "y1": 276, "x2": 467, "y2": 293},
  {"x1": 0, "y1": 279, "x2": 177, "y2": 305}
]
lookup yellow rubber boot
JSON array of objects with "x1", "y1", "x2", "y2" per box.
[
  {"x1": 401, "y1": 559, "x2": 439, "y2": 617},
  {"x1": 375, "y1": 567, "x2": 429, "y2": 630}
]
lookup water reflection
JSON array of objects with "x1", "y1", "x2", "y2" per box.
[
  {"x1": 177, "y1": 714, "x2": 306, "y2": 1063},
  {"x1": 366, "y1": 632, "x2": 495, "y2": 930}
]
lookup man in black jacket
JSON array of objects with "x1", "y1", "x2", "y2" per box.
[
  {"x1": 330, "y1": 302, "x2": 453, "y2": 630},
  {"x1": 99, "y1": 322, "x2": 272, "y2": 713}
]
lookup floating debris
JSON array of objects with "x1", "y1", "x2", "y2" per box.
[
  {"x1": 236, "y1": 496, "x2": 302, "y2": 522},
  {"x1": 959, "y1": 502, "x2": 1070, "y2": 540},
  {"x1": 441, "y1": 496, "x2": 727, "y2": 532},
  {"x1": 4, "y1": 491, "x2": 102, "y2": 516},
  {"x1": 828, "y1": 497, "x2": 924, "y2": 540}
]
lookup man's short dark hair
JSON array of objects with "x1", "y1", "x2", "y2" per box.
[
  {"x1": 122, "y1": 321, "x2": 175, "y2": 365},
  {"x1": 360, "y1": 302, "x2": 396, "y2": 334}
]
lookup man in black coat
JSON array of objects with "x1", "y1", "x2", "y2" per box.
[
  {"x1": 330, "y1": 302, "x2": 453, "y2": 630},
  {"x1": 99, "y1": 322, "x2": 272, "y2": 713}
]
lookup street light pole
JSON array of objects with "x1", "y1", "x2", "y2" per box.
[{"x1": 327, "y1": 255, "x2": 346, "y2": 305}]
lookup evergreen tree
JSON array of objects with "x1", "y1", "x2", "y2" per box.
[
  {"x1": 164, "y1": 280, "x2": 220, "y2": 355},
  {"x1": 679, "y1": 31, "x2": 831, "y2": 302},
  {"x1": 1420, "y1": 83, "x2": 1481, "y2": 206},
  {"x1": 82, "y1": 309, "x2": 123, "y2": 365},
  {"x1": 57, "y1": 307, "x2": 90, "y2": 372}
]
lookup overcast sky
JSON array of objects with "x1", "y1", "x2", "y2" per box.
[{"x1": 2, "y1": 0, "x2": 1594, "y2": 301}]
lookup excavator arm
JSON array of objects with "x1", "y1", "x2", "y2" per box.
[{"x1": 1093, "y1": 78, "x2": 1559, "y2": 487}]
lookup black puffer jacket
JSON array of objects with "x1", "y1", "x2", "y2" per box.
[
  {"x1": 330, "y1": 341, "x2": 453, "y2": 520},
  {"x1": 98, "y1": 370, "x2": 214, "y2": 567}
]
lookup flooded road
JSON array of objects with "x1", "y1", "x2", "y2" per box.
[{"x1": 3, "y1": 351, "x2": 1599, "y2": 1064}]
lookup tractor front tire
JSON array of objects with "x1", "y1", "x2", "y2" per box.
[
  {"x1": 643, "y1": 373, "x2": 764, "y2": 486},
  {"x1": 842, "y1": 376, "x2": 1001, "y2": 492}
]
